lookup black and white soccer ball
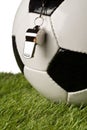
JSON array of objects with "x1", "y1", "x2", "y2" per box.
[{"x1": 12, "y1": 0, "x2": 87, "y2": 105}]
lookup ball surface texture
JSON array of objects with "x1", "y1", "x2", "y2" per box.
[{"x1": 12, "y1": 0, "x2": 87, "y2": 105}]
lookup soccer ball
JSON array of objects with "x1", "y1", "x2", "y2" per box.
[{"x1": 12, "y1": 0, "x2": 87, "y2": 105}]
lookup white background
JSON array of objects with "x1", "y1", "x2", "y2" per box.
[{"x1": 0, "y1": 0, "x2": 22, "y2": 73}]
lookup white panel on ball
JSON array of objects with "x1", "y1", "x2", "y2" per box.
[
  {"x1": 51, "y1": 0, "x2": 87, "y2": 53},
  {"x1": 24, "y1": 66, "x2": 67, "y2": 102},
  {"x1": 68, "y1": 90, "x2": 87, "y2": 105}
]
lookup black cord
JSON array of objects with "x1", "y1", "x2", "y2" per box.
[{"x1": 40, "y1": 0, "x2": 47, "y2": 17}]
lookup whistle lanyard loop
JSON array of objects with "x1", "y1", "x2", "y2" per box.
[{"x1": 34, "y1": 0, "x2": 47, "y2": 27}]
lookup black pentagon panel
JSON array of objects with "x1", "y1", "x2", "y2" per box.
[
  {"x1": 47, "y1": 48, "x2": 87, "y2": 92},
  {"x1": 29, "y1": 0, "x2": 64, "y2": 16},
  {"x1": 12, "y1": 36, "x2": 24, "y2": 73}
]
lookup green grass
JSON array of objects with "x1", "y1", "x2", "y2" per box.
[{"x1": 0, "y1": 73, "x2": 87, "y2": 130}]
